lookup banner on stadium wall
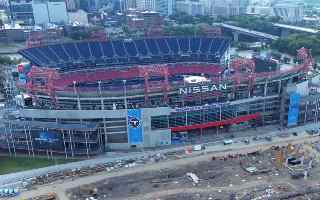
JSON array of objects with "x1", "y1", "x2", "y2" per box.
[
  {"x1": 18, "y1": 73, "x2": 27, "y2": 85},
  {"x1": 287, "y1": 92, "x2": 301, "y2": 126},
  {"x1": 35, "y1": 131, "x2": 59, "y2": 143},
  {"x1": 127, "y1": 109, "x2": 143, "y2": 145}
]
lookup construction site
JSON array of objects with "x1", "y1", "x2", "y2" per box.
[
  {"x1": 12, "y1": 127, "x2": 320, "y2": 200},
  {"x1": 66, "y1": 142, "x2": 320, "y2": 200},
  {"x1": 65, "y1": 142, "x2": 320, "y2": 200}
]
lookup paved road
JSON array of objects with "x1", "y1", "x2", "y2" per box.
[{"x1": 0, "y1": 123, "x2": 319, "y2": 188}]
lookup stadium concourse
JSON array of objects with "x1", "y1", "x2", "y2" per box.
[{"x1": 0, "y1": 36, "x2": 317, "y2": 158}]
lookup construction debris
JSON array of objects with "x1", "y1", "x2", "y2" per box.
[
  {"x1": 186, "y1": 173, "x2": 200, "y2": 184},
  {"x1": 66, "y1": 142, "x2": 320, "y2": 200}
]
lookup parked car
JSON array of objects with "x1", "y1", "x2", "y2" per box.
[
  {"x1": 265, "y1": 136, "x2": 272, "y2": 141},
  {"x1": 243, "y1": 139, "x2": 250, "y2": 144},
  {"x1": 307, "y1": 129, "x2": 319, "y2": 135},
  {"x1": 223, "y1": 139, "x2": 233, "y2": 145}
]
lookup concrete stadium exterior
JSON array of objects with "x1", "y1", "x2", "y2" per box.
[{"x1": 0, "y1": 37, "x2": 317, "y2": 158}]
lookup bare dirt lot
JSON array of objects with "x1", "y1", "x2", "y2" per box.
[{"x1": 67, "y1": 143, "x2": 320, "y2": 200}]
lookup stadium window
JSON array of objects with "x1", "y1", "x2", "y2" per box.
[{"x1": 151, "y1": 115, "x2": 169, "y2": 130}]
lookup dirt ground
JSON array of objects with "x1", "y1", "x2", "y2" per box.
[
  {"x1": 16, "y1": 133, "x2": 320, "y2": 200},
  {"x1": 67, "y1": 144, "x2": 320, "y2": 200}
]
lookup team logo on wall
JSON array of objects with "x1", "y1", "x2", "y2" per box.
[{"x1": 129, "y1": 117, "x2": 141, "y2": 128}]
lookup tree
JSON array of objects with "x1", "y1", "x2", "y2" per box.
[{"x1": 271, "y1": 34, "x2": 320, "y2": 57}]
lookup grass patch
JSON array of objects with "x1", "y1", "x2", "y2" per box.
[{"x1": 0, "y1": 156, "x2": 76, "y2": 175}]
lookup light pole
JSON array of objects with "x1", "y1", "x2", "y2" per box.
[
  {"x1": 123, "y1": 80, "x2": 128, "y2": 110},
  {"x1": 98, "y1": 81, "x2": 104, "y2": 110},
  {"x1": 73, "y1": 81, "x2": 80, "y2": 110},
  {"x1": 123, "y1": 79, "x2": 129, "y2": 144}
]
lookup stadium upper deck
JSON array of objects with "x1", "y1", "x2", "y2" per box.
[{"x1": 19, "y1": 37, "x2": 230, "y2": 72}]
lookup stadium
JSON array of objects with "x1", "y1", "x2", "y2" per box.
[{"x1": 0, "y1": 36, "x2": 316, "y2": 157}]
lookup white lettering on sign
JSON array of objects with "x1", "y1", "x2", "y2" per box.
[{"x1": 179, "y1": 83, "x2": 227, "y2": 95}]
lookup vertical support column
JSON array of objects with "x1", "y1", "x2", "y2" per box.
[
  {"x1": 97, "y1": 128, "x2": 101, "y2": 152},
  {"x1": 98, "y1": 80, "x2": 107, "y2": 151},
  {"x1": 62, "y1": 130, "x2": 68, "y2": 159},
  {"x1": 278, "y1": 80, "x2": 282, "y2": 94},
  {"x1": 9, "y1": 123, "x2": 16, "y2": 157},
  {"x1": 264, "y1": 80, "x2": 268, "y2": 97},
  {"x1": 315, "y1": 100, "x2": 318, "y2": 123},
  {"x1": 68, "y1": 130, "x2": 74, "y2": 157},
  {"x1": 24, "y1": 125, "x2": 31, "y2": 157},
  {"x1": 84, "y1": 131, "x2": 90, "y2": 159},
  {"x1": 4, "y1": 126, "x2": 12, "y2": 157},
  {"x1": 163, "y1": 67, "x2": 169, "y2": 104},
  {"x1": 185, "y1": 111, "x2": 188, "y2": 126},
  {"x1": 144, "y1": 71, "x2": 150, "y2": 105},
  {"x1": 73, "y1": 81, "x2": 81, "y2": 110},
  {"x1": 28, "y1": 126, "x2": 35, "y2": 158},
  {"x1": 262, "y1": 80, "x2": 268, "y2": 126},
  {"x1": 98, "y1": 81, "x2": 104, "y2": 110},
  {"x1": 232, "y1": 32, "x2": 239, "y2": 42},
  {"x1": 219, "y1": 105, "x2": 222, "y2": 121},
  {"x1": 304, "y1": 102, "x2": 308, "y2": 124}
]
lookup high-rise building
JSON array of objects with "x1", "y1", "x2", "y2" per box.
[
  {"x1": 211, "y1": 0, "x2": 249, "y2": 17},
  {"x1": 136, "y1": 0, "x2": 155, "y2": 11},
  {"x1": 175, "y1": 0, "x2": 205, "y2": 16},
  {"x1": 155, "y1": 0, "x2": 173, "y2": 16},
  {"x1": 136, "y1": 0, "x2": 173, "y2": 16},
  {"x1": 9, "y1": 0, "x2": 34, "y2": 25},
  {"x1": 79, "y1": 0, "x2": 103, "y2": 12},
  {"x1": 9, "y1": 0, "x2": 68, "y2": 26},
  {"x1": 272, "y1": 2, "x2": 304, "y2": 23},
  {"x1": 65, "y1": 0, "x2": 79, "y2": 11}
]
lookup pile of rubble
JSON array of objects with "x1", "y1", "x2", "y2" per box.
[
  {"x1": 21, "y1": 153, "x2": 168, "y2": 189},
  {"x1": 29, "y1": 192, "x2": 57, "y2": 200}
]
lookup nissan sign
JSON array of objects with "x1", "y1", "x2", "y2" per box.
[{"x1": 179, "y1": 83, "x2": 227, "y2": 95}]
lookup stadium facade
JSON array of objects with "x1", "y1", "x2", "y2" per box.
[{"x1": 1, "y1": 37, "x2": 317, "y2": 158}]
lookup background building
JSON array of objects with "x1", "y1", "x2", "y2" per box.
[
  {"x1": 175, "y1": 0, "x2": 205, "y2": 16},
  {"x1": 9, "y1": 0, "x2": 68, "y2": 26},
  {"x1": 212, "y1": 0, "x2": 249, "y2": 17},
  {"x1": 272, "y1": 1, "x2": 304, "y2": 23},
  {"x1": 9, "y1": 0, "x2": 34, "y2": 25},
  {"x1": 65, "y1": 0, "x2": 79, "y2": 11},
  {"x1": 68, "y1": 9, "x2": 88, "y2": 26},
  {"x1": 136, "y1": 0, "x2": 173, "y2": 16}
]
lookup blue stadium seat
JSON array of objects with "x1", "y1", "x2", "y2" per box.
[
  {"x1": 112, "y1": 40, "x2": 127, "y2": 57},
  {"x1": 89, "y1": 42, "x2": 103, "y2": 58},
  {"x1": 190, "y1": 38, "x2": 200, "y2": 53},
  {"x1": 155, "y1": 38, "x2": 170, "y2": 54},
  {"x1": 18, "y1": 37, "x2": 230, "y2": 71},
  {"x1": 199, "y1": 38, "x2": 212, "y2": 54},
  {"x1": 50, "y1": 44, "x2": 70, "y2": 61},
  {"x1": 145, "y1": 39, "x2": 159, "y2": 55},
  {"x1": 100, "y1": 41, "x2": 115, "y2": 58},
  {"x1": 134, "y1": 40, "x2": 148, "y2": 56},
  {"x1": 28, "y1": 48, "x2": 51, "y2": 65},
  {"x1": 38, "y1": 46, "x2": 59, "y2": 63},
  {"x1": 177, "y1": 38, "x2": 189, "y2": 53},
  {"x1": 19, "y1": 49, "x2": 43, "y2": 66},
  {"x1": 166, "y1": 38, "x2": 179, "y2": 54},
  {"x1": 76, "y1": 42, "x2": 91, "y2": 58},
  {"x1": 123, "y1": 40, "x2": 138, "y2": 57},
  {"x1": 63, "y1": 43, "x2": 81, "y2": 60},
  {"x1": 219, "y1": 39, "x2": 229, "y2": 55},
  {"x1": 210, "y1": 38, "x2": 220, "y2": 55}
]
